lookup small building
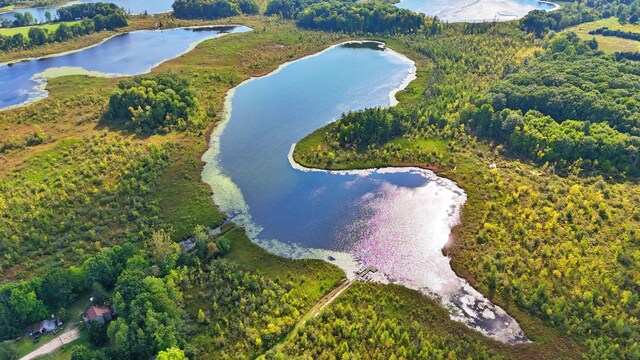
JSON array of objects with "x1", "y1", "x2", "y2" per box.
[
  {"x1": 83, "y1": 306, "x2": 113, "y2": 324},
  {"x1": 30, "y1": 319, "x2": 57, "y2": 335},
  {"x1": 179, "y1": 239, "x2": 196, "y2": 252}
]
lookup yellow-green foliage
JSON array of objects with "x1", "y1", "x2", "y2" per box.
[
  {"x1": 294, "y1": 22, "x2": 640, "y2": 358},
  {"x1": 455, "y1": 164, "x2": 640, "y2": 359},
  {"x1": 0, "y1": 135, "x2": 170, "y2": 276},
  {"x1": 0, "y1": 21, "x2": 81, "y2": 37},
  {"x1": 182, "y1": 228, "x2": 344, "y2": 359},
  {"x1": 270, "y1": 283, "x2": 502, "y2": 359}
]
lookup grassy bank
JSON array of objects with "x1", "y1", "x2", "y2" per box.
[
  {"x1": 564, "y1": 17, "x2": 640, "y2": 52},
  {"x1": 0, "y1": 21, "x2": 81, "y2": 37},
  {"x1": 0, "y1": 5, "x2": 15, "y2": 13}
]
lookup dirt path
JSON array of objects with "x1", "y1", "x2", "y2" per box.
[
  {"x1": 20, "y1": 327, "x2": 80, "y2": 360},
  {"x1": 263, "y1": 279, "x2": 354, "y2": 356}
]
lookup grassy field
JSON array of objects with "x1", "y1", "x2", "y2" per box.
[
  {"x1": 0, "y1": 21, "x2": 81, "y2": 37},
  {"x1": 564, "y1": 17, "x2": 640, "y2": 52},
  {"x1": 0, "y1": 5, "x2": 15, "y2": 13}
]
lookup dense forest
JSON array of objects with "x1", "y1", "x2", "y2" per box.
[
  {"x1": 0, "y1": 3, "x2": 127, "y2": 51},
  {"x1": 462, "y1": 34, "x2": 640, "y2": 176},
  {"x1": 107, "y1": 75, "x2": 205, "y2": 134},
  {"x1": 172, "y1": 0, "x2": 259, "y2": 19},
  {"x1": 296, "y1": 2, "x2": 423, "y2": 34},
  {"x1": 264, "y1": 0, "x2": 328, "y2": 19},
  {"x1": 520, "y1": 0, "x2": 640, "y2": 36},
  {"x1": 265, "y1": 0, "x2": 424, "y2": 34}
]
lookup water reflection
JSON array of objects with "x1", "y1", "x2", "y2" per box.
[{"x1": 202, "y1": 42, "x2": 528, "y2": 343}]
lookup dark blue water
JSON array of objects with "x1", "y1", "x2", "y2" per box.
[
  {"x1": 203, "y1": 43, "x2": 528, "y2": 343},
  {"x1": 215, "y1": 46, "x2": 417, "y2": 250},
  {"x1": 0, "y1": 0, "x2": 174, "y2": 24},
  {"x1": 395, "y1": 0, "x2": 557, "y2": 22},
  {"x1": 0, "y1": 26, "x2": 250, "y2": 110}
]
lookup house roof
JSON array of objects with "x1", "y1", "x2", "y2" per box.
[{"x1": 87, "y1": 306, "x2": 111, "y2": 321}]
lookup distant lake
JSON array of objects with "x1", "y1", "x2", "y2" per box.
[
  {"x1": 395, "y1": 0, "x2": 558, "y2": 22},
  {"x1": 0, "y1": 0, "x2": 174, "y2": 24},
  {"x1": 0, "y1": 26, "x2": 250, "y2": 110},
  {"x1": 202, "y1": 42, "x2": 529, "y2": 343}
]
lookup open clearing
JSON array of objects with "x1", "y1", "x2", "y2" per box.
[
  {"x1": 0, "y1": 21, "x2": 82, "y2": 38},
  {"x1": 564, "y1": 17, "x2": 640, "y2": 52}
]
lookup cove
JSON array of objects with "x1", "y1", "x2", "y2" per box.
[
  {"x1": 202, "y1": 42, "x2": 528, "y2": 343},
  {"x1": 0, "y1": 26, "x2": 250, "y2": 110},
  {"x1": 1, "y1": 0, "x2": 174, "y2": 23},
  {"x1": 395, "y1": 0, "x2": 558, "y2": 22}
]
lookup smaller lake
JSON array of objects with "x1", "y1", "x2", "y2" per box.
[
  {"x1": 0, "y1": 0, "x2": 174, "y2": 24},
  {"x1": 395, "y1": 0, "x2": 558, "y2": 22},
  {"x1": 203, "y1": 42, "x2": 528, "y2": 343},
  {"x1": 0, "y1": 26, "x2": 250, "y2": 110}
]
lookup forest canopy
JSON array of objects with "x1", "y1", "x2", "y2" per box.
[
  {"x1": 172, "y1": 0, "x2": 259, "y2": 19},
  {"x1": 107, "y1": 74, "x2": 204, "y2": 134},
  {"x1": 296, "y1": 1, "x2": 424, "y2": 34},
  {"x1": 462, "y1": 34, "x2": 640, "y2": 176}
]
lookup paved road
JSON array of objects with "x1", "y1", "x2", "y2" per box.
[{"x1": 20, "y1": 328, "x2": 80, "y2": 360}]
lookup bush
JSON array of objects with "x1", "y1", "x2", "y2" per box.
[{"x1": 107, "y1": 74, "x2": 204, "y2": 134}]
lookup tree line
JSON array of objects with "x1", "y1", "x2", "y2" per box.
[
  {"x1": 296, "y1": 1, "x2": 424, "y2": 35},
  {"x1": 615, "y1": 51, "x2": 640, "y2": 61},
  {"x1": 172, "y1": 0, "x2": 425, "y2": 35},
  {"x1": 589, "y1": 26, "x2": 640, "y2": 41},
  {"x1": 461, "y1": 34, "x2": 640, "y2": 176},
  {"x1": 0, "y1": 3, "x2": 127, "y2": 52},
  {"x1": 520, "y1": 0, "x2": 640, "y2": 37},
  {"x1": 172, "y1": 0, "x2": 259, "y2": 19},
  {"x1": 107, "y1": 74, "x2": 205, "y2": 134},
  {"x1": 1, "y1": 2, "x2": 127, "y2": 28}
]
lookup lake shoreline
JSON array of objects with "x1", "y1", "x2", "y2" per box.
[
  {"x1": 0, "y1": 23, "x2": 245, "y2": 67},
  {"x1": 0, "y1": 0, "x2": 68, "y2": 14},
  {"x1": 0, "y1": 25, "x2": 249, "y2": 111},
  {"x1": 203, "y1": 40, "x2": 528, "y2": 344}
]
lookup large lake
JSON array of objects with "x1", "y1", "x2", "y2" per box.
[
  {"x1": 0, "y1": 26, "x2": 250, "y2": 110},
  {"x1": 395, "y1": 0, "x2": 558, "y2": 22},
  {"x1": 202, "y1": 43, "x2": 528, "y2": 343},
  {"x1": 0, "y1": 0, "x2": 174, "y2": 24}
]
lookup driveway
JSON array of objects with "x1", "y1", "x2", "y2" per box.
[{"x1": 20, "y1": 327, "x2": 80, "y2": 360}]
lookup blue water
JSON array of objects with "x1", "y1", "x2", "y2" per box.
[
  {"x1": 203, "y1": 43, "x2": 528, "y2": 343},
  {"x1": 0, "y1": 0, "x2": 174, "y2": 24},
  {"x1": 395, "y1": 0, "x2": 557, "y2": 22},
  {"x1": 0, "y1": 26, "x2": 250, "y2": 110},
  {"x1": 216, "y1": 46, "x2": 418, "y2": 249}
]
